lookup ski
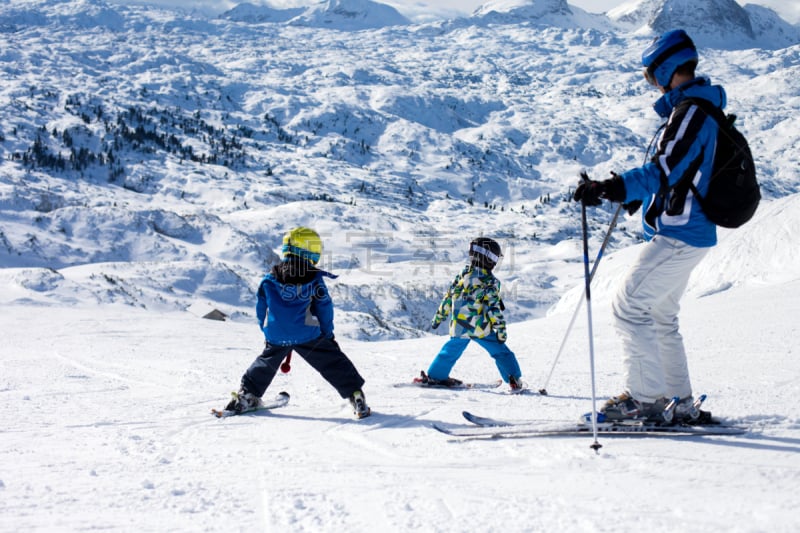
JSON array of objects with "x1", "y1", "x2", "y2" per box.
[
  {"x1": 211, "y1": 391, "x2": 290, "y2": 418},
  {"x1": 394, "y1": 379, "x2": 502, "y2": 391},
  {"x1": 479, "y1": 386, "x2": 534, "y2": 396},
  {"x1": 442, "y1": 408, "x2": 747, "y2": 438},
  {"x1": 458, "y1": 393, "x2": 746, "y2": 437},
  {"x1": 433, "y1": 419, "x2": 747, "y2": 438},
  {"x1": 394, "y1": 370, "x2": 503, "y2": 391},
  {"x1": 462, "y1": 411, "x2": 515, "y2": 427},
  {"x1": 463, "y1": 394, "x2": 714, "y2": 428}
]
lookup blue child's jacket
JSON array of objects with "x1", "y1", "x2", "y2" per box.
[{"x1": 256, "y1": 258, "x2": 337, "y2": 346}]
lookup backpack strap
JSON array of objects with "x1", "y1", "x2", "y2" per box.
[
  {"x1": 682, "y1": 97, "x2": 734, "y2": 129},
  {"x1": 651, "y1": 98, "x2": 710, "y2": 218},
  {"x1": 678, "y1": 98, "x2": 731, "y2": 208}
]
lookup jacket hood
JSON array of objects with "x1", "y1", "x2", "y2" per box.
[
  {"x1": 653, "y1": 76, "x2": 727, "y2": 118},
  {"x1": 269, "y1": 256, "x2": 338, "y2": 286}
]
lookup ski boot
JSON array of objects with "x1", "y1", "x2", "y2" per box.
[
  {"x1": 349, "y1": 390, "x2": 371, "y2": 419},
  {"x1": 415, "y1": 370, "x2": 463, "y2": 388},
  {"x1": 223, "y1": 389, "x2": 262, "y2": 414},
  {"x1": 601, "y1": 392, "x2": 667, "y2": 422},
  {"x1": 508, "y1": 375, "x2": 527, "y2": 393},
  {"x1": 674, "y1": 395, "x2": 714, "y2": 425}
]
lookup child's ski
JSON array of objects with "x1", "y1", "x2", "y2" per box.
[
  {"x1": 211, "y1": 391, "x2": 290, "y2": 418},
  {"x1": 394, "y1": 379, "x2": 502, "y2": 390}
]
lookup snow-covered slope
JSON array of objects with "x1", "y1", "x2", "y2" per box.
[
  {"x1": 1, "y1": 193, "x2": 798, "y2": 532},
  {"x1": 551, "y1": 192, "x2": 800, "y2": 316}
]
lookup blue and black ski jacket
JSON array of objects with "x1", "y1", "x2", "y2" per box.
[
  {"x1": 620, "y1": 76, "x2": 727, "y2": 247},
  {"x1": 256, "y1": 258, "x2": 338, "y2": 346}
]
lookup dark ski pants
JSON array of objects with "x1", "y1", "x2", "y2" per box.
[{"x1": 241, "y1": 336, "x2": 365, "y2": 399}]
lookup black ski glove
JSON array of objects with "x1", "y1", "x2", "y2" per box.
[
  {"x1": 573, "y1": 173, "x2": 627, "y2": 206},
  {"x1": 623, "y1": 200, "x2": 642, "y2": 215},
  {"x1": 573, "y1": 179, "x2": 605, "y2": 206},
  {"x1": 604, "y1": 172, "x2": 627, "y2": 203}
]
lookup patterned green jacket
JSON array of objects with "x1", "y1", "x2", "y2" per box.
[{"x1": 431, "y1": 266, "x2": 507, "y2": 341}]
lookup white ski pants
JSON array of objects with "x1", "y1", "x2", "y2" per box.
[{"x1": 612, "y1": 235, "x2": 709, "y2": 403}]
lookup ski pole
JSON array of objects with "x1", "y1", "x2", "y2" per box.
[
  {"x1": 538, "y1": 202, "x2": 622, "y2": 396},
  {"x1": 579, "y1": 173, "x2": 602, "y2": 452}
]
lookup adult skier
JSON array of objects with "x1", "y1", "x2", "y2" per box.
[{"x1": 573, "y1": 29, "x2": 725, "y2": 422}]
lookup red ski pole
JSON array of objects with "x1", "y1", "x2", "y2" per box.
[{"x1": 280, "y1": 352, "x2": 292, "y2": 373}]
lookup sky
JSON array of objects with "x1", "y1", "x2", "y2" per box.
[{"x1": 111, "y1": 0, "x2": 800, "y2": 25}]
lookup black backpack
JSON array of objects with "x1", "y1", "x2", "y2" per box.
[{"x1": 680, "y1": 98, "x2": 760, "y2": 228}]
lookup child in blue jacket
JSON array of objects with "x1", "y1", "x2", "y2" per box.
[{"x1": 224, "y1": 227, "x2": 370, "y2": 418}]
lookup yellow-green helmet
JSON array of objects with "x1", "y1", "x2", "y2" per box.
[{"x1": 282, "y1": 227, "x2": 323, "y2": 265}]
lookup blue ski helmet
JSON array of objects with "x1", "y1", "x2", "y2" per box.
[{"x1": 642, "y1": 29, "x2": 698, "y2": 88}]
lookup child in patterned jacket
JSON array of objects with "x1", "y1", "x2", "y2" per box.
[{"x1": 422, "y1": 237, "x2": 524, "y2": 391}]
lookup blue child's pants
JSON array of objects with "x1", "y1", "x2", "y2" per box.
[{"x1": 427, "y1": 333, "x2": 521, "y2": 383}]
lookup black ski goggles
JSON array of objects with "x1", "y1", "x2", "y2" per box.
[{"x1": 643, "y1": 67, "x2": 658, "y2": 86}]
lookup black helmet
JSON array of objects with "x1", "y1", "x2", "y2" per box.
[{"x1": 469, "y1": 237, "x2": 502, "y2": 270}]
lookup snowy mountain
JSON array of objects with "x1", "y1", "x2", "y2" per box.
[
  {"x1": 221, "y1": 0, "x2": 410, "y2": 29},
  {"x1": 289, "y1": 0, "x2": 410, "y2": 29},
  {"x1": 744, "y1": 2, "x2": 800, "y2": 49},
  {"x1": 1, "y1": 0, "x2": 799, "y2": 341},
  {"x1": 608, "y1": 0, "x2": 799, "y2": 48},
  {"x1": 472, "y1": 0, "x2": 571, "y2": 21},
  {"x1": 466, "y1": 0, "x2": 617, "y2": 30},
  {"x1": 220, "y1": 2, "x2": 305, "y2": 24}
]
